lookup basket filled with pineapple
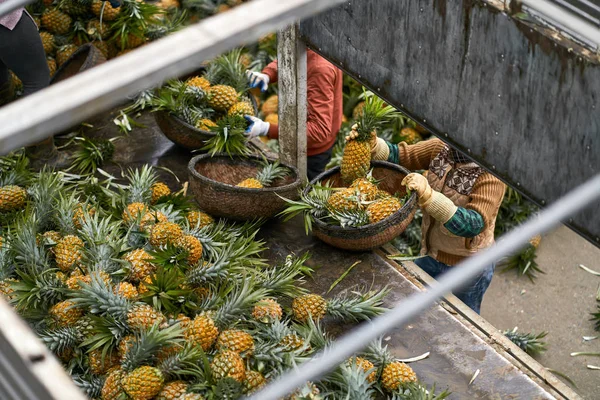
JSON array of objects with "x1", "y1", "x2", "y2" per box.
[
  {"x1": 153, "y1": 49, "x2": 258, "y2": 150},
  {"x1": 281, "y1": 94, "x2": 418, "y2": 251}
]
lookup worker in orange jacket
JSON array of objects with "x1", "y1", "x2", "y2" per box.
[{"x1": 244, "y1": 50, "x2": 343, "y2": 180}]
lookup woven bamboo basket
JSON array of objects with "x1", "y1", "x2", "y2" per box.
[
  {"x1": 155, "y1": 95, "x2": 258, "y2": 151},
  {"x1": 50, "y1": 43, "x2": 106, "y2": 85},
  {"x1": 188, "y1": 154, "x2": 302, "y2": 220},
  {"x1": 306, "y1": 161, "x2": 418, "y2": 251}
]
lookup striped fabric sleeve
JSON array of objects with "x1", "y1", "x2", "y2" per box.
[
  {"x1": 386, "y1": 141, "x2": 399, "y2": 164},
  {"x1": 444, "y1": 207, "x2": 485, "y2": 237}
]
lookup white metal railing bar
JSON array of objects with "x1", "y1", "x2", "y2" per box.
[
  {"x1": 0, "y1": 0, "x2": 346, "y2": 154},
  {"x1": 247, "y1": 173, "x2": 600, "y2": 400},
  {"x1": 0, "y1": 0, "x2": 32, "y2": 18},
  {"x1": 520, "y1": 0, "x2": 600, "y2": 48}
]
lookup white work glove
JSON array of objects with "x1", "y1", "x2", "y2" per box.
[
  {"x1": 244, "y1": 115, "x2": 270, "y2": 139},
  {"x1": 246, "y1": 70, "x2": 270, "y2": 92}
]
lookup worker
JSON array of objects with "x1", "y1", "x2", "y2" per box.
[
  {"x1": 244, "y1": 49, "x2": 343, "y2": 180},
  {"x1": 346, "y1": 129, "x2": 505, "y2": 314}
]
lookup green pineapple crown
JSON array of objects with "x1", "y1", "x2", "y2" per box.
[
  {"x1": 69, "y1": 272, "x2": 131, "y2": 322},
  {"x1": 355, "y1": 90, "x2": 399, "y2": 139},
  {"x1": 54, "y1": 191, "x2": 79, "y2": 235},
  {"x1": 28, "y1": 168, "x2": 64, "y2": 231},
  {"x1": 79, "y1": 213, "x2": 125, "y2": 274},
  {"x1": 71, "y1": 136, "x2": 116, "y2": 175},
  {"x1": 125, "y1": 164, "x2": 157, "y2": 204},
  {"x1": 258, "y1": 253, "x2": 312, "y2": 298},
  {"x1": 326, "y1": 361, "x2": 376, "y2": 400},
  {"x1": 326, "y1": 286, "x2": 389, "y2": 322},
  {"x1": 391, "y1": 383, "x2": 451, "y2": 400},
  {"x1": 72, "y1": 375, "x2": 104, "y2": 400},
  {"x1": 503, "y1": 327, "x2": 548, "y2": 356},
  {"x1": 0, "y1": 152, "x2": 30, "y2": 187},
  {"x1": 121, "y1": 323, "x2": 184, "y2": 372},
  {"x1": 329, "y1": 208, "x2": 370, "y2": 228},
  {"x1": 205, "y1": 48, "x2": 248, "y2": 93},
  {"x1": 203, "y1": 114, "x2": 251, "y2": 157},
  {"x1": 255, "y1": 159, "x2": 289, "y2": 187}
]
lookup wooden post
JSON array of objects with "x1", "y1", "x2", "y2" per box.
[{"x1": 277, "y1": 23, "x2": 308, "y2": 180}]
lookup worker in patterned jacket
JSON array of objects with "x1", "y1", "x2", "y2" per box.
[{"x1": 347, "y1": 129, "x2": 506, "y2": 314}]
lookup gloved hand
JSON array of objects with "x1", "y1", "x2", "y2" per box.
[
  {"x1": 102, "y1": 0, "x2": 121, "y2": 8},
  {"x1": 345, "y1": 124, "x2": 389, "y2": 161},
  {"x1": 402, "y1": 173, "x2": 457, "y2": 223},
  {"x1": 244, "y1": 115, "x2": 270, "y2": 139},
  {"x1": 246, "y1": 70, "x2": 270, "y2": 92}
]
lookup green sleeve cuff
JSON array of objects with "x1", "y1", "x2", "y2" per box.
[
  {"x1": 386, "y1": 141, "x2": 399, "y2": 164},
  {"x1": 444, "y1": 207, "x2": 485, "y2": 237}
]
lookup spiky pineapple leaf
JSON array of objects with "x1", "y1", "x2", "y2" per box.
[
  {"x1": 503, "y1": 327, "x2": 548, "y2": 356},
  {"x1": 203, "y1": 114, "x2": 251, "y2": 157}
]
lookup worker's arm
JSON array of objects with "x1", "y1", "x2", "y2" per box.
[{"x1": 262, "y1": 60, "x2": 278, "y2": 83}]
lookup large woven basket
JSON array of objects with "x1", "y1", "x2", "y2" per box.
[
  {"x1": 50, "y1": 43, "x2": 106, "y2": 85},
  {"x1": 307, "y1": 161, "x2": 418, "y2": 251},
  {"x1": 188, "y1": 154, "x2": 302, "y2": 220},
  {"x1": 155, "y1": 95, "x2": 258, "y2": 151}
]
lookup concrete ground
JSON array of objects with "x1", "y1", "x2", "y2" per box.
[{"x1": 481, "y1": 226, "x2": 600, "y2": 399}]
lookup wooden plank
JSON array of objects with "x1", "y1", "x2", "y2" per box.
[
  {"x1": 278, "y1": 23, "x2": 308, "y2": 180},
  {"x1": 0, "y1": 0, "x2": 346, "y2": 154},
  {"x1": 379, "y1": 244, "x2": 582, "y2": 400},
  {"x1": 299, "y1": 0, "x2": 600, "y2": 247}
]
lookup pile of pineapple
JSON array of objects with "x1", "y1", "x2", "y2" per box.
[{"x1": 0, "y1": 153, "x2": 449, "y2": 399}]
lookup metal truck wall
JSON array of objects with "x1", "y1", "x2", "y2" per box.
[{"x1": 299, "y1": 0, "x2": 600, "y2": 247}]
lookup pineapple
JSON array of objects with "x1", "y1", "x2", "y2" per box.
[
  {"x1": 366, "y1": 196, "x2": 403, "y2": 224},
  {"x1": 341, "y1": 93, "x2": 399, "y2": 184},
  {"x1": 125, "y1": 33, "x2": 146, "y2": 49},
  {"x1": 175, "y1": 235, "x2": 203, "y2": 265},
  {"x1": 352, "y1": 101, "x2": 365, "y2": 119},
  {"x1": 155, "y1": 0, "x2": 180, "y2": 10},
  {"x1": 138, "y1": 275, "x2": 153, "y2": 295},
  {"x1": 39, "y1": 31, "x2": 55, "y2": 54},
  {"x1": 239, "y1": 52, "x2": 252, "y2": 69},
  {"x1": 72, "y1": 203, "x2": 96, "y2": 229},
  {"x1": 0, "y1": 185, "x2": 27, "y2": 212},
  {"x1": 92, "y1": 40, "x2": 109, "y2": 58},
  {"x1": 292, "y1": 294, "x2": 327, "y2": 323},
  {"x1": 186, "y1": 210, "x2": 213, "y2": 229},
  {"x1": 381, "y1": 362, "x2": 417, "y2": 391},
  {"x1": 530, "y1": 234, "x2": 542, "y2": 249},
  {"x1": 127, "y1": 303, "x2": 164, "y2": 330},
  {"x1": 280, "y1": 334, "x2": 310, "y2": 352},
  {"x1": 91, "y1": 0, "x2": 120, "y2": 21},
  {"x1": 347, "y1": 357, "x2": 376, "y2": 383},
  {"x1": 118, "y1": 335, "x2": 136, "y2": 361},
  {"x1": 88, "y1": 348, "x2": 119, "y2": 375},
  {"x1": 350, "y1": 176, "x2": 378, "y2": 201},
  {"x1": 59, "y1": 0, "x2": 90, "y2": 16},
  {"x1": 47, "y1": 57, "x2": 57, "y2": 76},
  {"x1": 288, "y1": 382, "x2": 321, "y2": 400},
  {"x1": 151, "y1": 182, "x2": 171, "y2": 204},
  {"x1": 252, "y1": 298, "x2": 283, "y2": 323},
  {"x1": 217, "y1": 329, "x2": 254, "y2": 356},
  {"x1": 228, "y1": 100, "x2": 254, "y2": 117},
  {"x1": 178, "y1": 394, "x2": 204, "y2": 400},
  {"x1": 399, "y1": 127, "x2": 422, "y2": 145},
  {"x1": 186, "y1": 76, "x2": 211, "y2": 92},
  {"x1": 195, "y1": 118, "x2": 217, "y2": 132},
  {"x1": 124, "y1": 249, "x2": 156, "y2": 282},
  {"x1": 56, "y1": 44, "x2": 78, "y2": 66},
  {"x1": 0, "y1": 278, "x2": 17, "y2": 300},
  {"x1": 122, "y1": 202, "x2": 148, "y2": 223},
  {"x1": 87, "y1": 19, "x2": 110, "y2": 40},
  {"x1": 150, "y1": 222, "x2": 184, "y2": 247},
  {"x1": 114, "y1": 282, "x2": 139, "y2": 299},
  {"x1": 183, "y1": 313, "x2": 219, "y2": 351},
  {"x1": 122, "y1": 366, "x2": 164, "y2": 400},
  {"x1": 140, "y1": 210, "x2": 168, "y2": 232},
  {"x1": 41, "y1": 8, "x2": 72, "y2": 35},
  {"x1": 211, "y1": 350, "x2": 246, "y2": 383},
  {"x1": 327, "y1": 188, "x2": 361, "y2": 212},
  {"x1": 208, "y1": 85, "x2": 238, "y2": 112},
  {"x1": 261, "y1": 94, "x2": 278, "y2": 116},
  {"x1": 66, "y1": 270, "x2": 110, "y2": 290},
  {"x1": 156, "y1": 380, "x2": 187, "y2": 400},
  {"x1": 243, "y1": 370, "x2": 266, "y2": 395},
  {"x1": 101, "y1": 367, "x2": 126, "y2": 400},
  {"x1": 265, "y1": 113, "x2": 278, "y2": 125},
  {"x1": 54, "y1": 235, "x2": 84, "y2": 272},
  {"x1": 50, "y1": 300, "x2": 83, "y2": 327},
  {"x1": 236, "y1": 160, "x2": 288, "y2": 189}
]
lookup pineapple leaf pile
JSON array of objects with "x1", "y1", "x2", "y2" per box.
[{"x1": 0, "y1": 155, "x2": 446, "y2": 399}]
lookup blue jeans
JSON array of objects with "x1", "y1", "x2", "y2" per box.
[{"x1": 414, "y1": 256, "x2": 495, "y2": 314}]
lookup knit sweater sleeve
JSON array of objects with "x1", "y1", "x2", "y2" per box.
[
  {"x1": 262, "y1": 60, "x2": 278, "y2": 83},
  {"x1": 464, "y1": 172, "x2": 506, "y2": 232},
  {"x1": 386, "y1": 138, "x2": 446, "y2": 171}
]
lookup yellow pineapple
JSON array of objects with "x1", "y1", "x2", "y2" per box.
[
  {"x1": 217, "y1": 329, "x2": 254, "y2": 356},
  {"x1": 0, "y1": 278, "x2": 17, "y2": 300},
  {"x1": 186, "y1": 76, "x2": 211, "y2": 92},
  {"x1": 208, "y1": 85, "x2": 238, "y2": 112},
  {"x1": 350, "y1": 177, "x2": 379, "y2": 201},
  {"x1": 186, "y1": 210, "x2": 213, "y2": 229},
  {"x1": 381, "y1": 362, "x2": 417, "y2": 391},
  {"x1": 366, "y1": 196, "x2": 403, "y2": 224},
  {"x1": 50, "y1": 300, "x2": 83, "y2": 327},
  {"x1": 347, "y1": 357, "x2": 376, "y2": 383},
  {"x1": 239, "y1": 53, "x2": 252, "y2": 69},
  {"x1": 291, "y1": 294, "x2": 327, "y2": 323},
  {"x1": 124, "y1": 249, "x2": 156, "y2": 282},
  {"x1": 88, "y1": 348, "x2": 119, "y2": 375},
  {"x1": 243, "y1": 370, "x2": 267, "y2": 395},
  {"x1": 139, "y1": 211, "x2": 168, "y2": 232},
  {"x1": 265, "y1": 113, "x2": 278, "y2": 125},
  {"x1": 39, "y1": 31, "x2": 55, "y2": 54},
  {"x1": 56, "y1": 44, "x2": 78, "y2": 66},
  {"x1": 155, "y1": 0, "x2": 180, "y2": 10},
  {"x1": 399, "y1": 127, "x2": 422, "y2": 145},
  {"x1": 137, "y1": 275, "x2": 153, "y2": 295},
  {"x1": 195, "y1": 118, "x2": 217, "y2": 132},
  {"x1": 66, "y1": 270, "x2": 110, "y2": 290},
  {"x1": 261, "y1": 94, "x2": 278, "y2": 116},
  {"x1": 87, "y1": 19, "x2": 110, "y2": 40},
  {"x1": 151, "y1": 182, "x2": 171, "y2": 204},
  {"x1": 91, "y1": 0, "x2": 120, "y2": 21},
  {"x1": 178, "y1": 393, "x2": 204, "y2": 400},
  {"x1": 118, "y1": 335, "x2": 136, "y2": 361},
  {"x1": 252, "y1": 298, "x2": 283, "y2": 323},
  {"x1": 0, "y1": 185, "x2": 27, "y2": 212},
  {"x1": 327, "y1": 188, "x2": 361, "y2": 212},
  {"x1": 114, "y1": 282, "x2": 139, "y2": 299},
  {"x1": 150, "y1": 222, "x2": 184, "y2": 247},
  {"x1": 228, "y1": 101, "x2": 254, "y2": 117},
  {"x1": 126, "y1": 303, "x2": 164, "y2": 330},
  {"x1": 122, "y1": 202, "x2": 148, "y2": 223},
  {"x1": 54, "y1": 235, "x2": 84, "y2": 272},
  {"x1": 175, "y1": 235, "x2": 203, "y2": 265},
  {"x1": 101, "y1": 367, "x2": 126, "y2": 400},
  {"x1": 124, "y1": 33, "x2": 146, "y2": 50},
  {"x1": 92, "y1": 40, "x2": 109, "y2": 59},
  {"x1": 41, "y1": 8, "x2": 72, "y2": 35},
  {"x1": 122, "y1": 366, "x2": 164, "y2": 400},
  {"x1": 352, "y1": 101, "x2": 365, "y2": 119},
  {"x1": 530, "y1": 234, "x2": 542, "y2": 249},
  {"x1": 73, "y1": 203, "x2": 96, "y2": 229},
  {"x1": 237, "y1": 161, "x2": 288, "y2": 189},
  {"x1": 156, "y1": 343, "x2": 182, "y2": 362},
  {"x1": 156, "y1": 380, "x2": 187, "y2": 400},
  {"x1": 211, "y1": 350, "x2": 246, "y2": 383},
  {"x1": 183, "y1": 314, "x2": 219, "y2": 351},
  {"x1": 280, "y1": 334, "x2": 310, "y2": 352},
  {"x1": 47, "y1": 57, "x2": 57, "y2": 76}
]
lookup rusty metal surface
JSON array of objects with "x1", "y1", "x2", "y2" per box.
[{"x1": 299, "y1": 0, "x2": 600, "y2": 248}]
